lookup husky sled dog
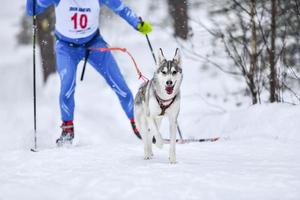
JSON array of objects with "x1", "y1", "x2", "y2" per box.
[{"x1": 134, "y1": 48, "x2": 183, "y2": 164}]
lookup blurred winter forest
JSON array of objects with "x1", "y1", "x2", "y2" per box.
[{"x1": 18, "y1": 0, "x2": 300, "y2": 105}]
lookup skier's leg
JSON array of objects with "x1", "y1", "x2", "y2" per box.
[
  {"x1": 87, "y1": 38, "x2": 142, "y2": 139},
  {"x1": 55, "y1": 41, "x2": 83, "y2": 145},
  {"x1": 55, "y1": 41, "x2": 82, "y2": 122},
  {"x1": 88, "y1": 44, "x2": 134, "y2": 120}
]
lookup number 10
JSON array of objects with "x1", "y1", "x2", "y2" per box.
[{"x1": 71, "y1": 13, "x2": 88, "y2": 29}]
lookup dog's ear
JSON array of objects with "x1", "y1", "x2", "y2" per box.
[
  {"x1": 173, "y1": 48, "x2": 181, "y2": 65},
  {"x1": 158, "y1": 48, "x2": 166, "y2": 65}
]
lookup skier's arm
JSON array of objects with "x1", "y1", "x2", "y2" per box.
[
  {"x1": 100, "y1": 0, "x2": 140, "y2": 29},
  {"x1": 26, "y1": 0, "x2": 58, "y2": 16}
]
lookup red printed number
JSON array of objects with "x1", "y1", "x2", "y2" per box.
[{"x1": 71, "y1": 13, "x2": 88, "y2": 29}]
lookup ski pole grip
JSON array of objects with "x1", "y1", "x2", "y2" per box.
[{"x1": 139, "y1": 17, "x2": 144, "y2": 26}]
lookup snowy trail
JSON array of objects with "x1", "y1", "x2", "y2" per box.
[{"x1": 1, "y1": 139, "x2": 299, "y2": 200}]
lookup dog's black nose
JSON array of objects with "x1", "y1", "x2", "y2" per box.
[{"x1": 166, "y1": 80, "x2": 173, "y2": 86}]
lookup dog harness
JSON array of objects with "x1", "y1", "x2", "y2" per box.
[
  {"x1": 154, "y1": 92, "x2": 177, "y2": 116},
  {"x1": 138, "y1": 81, "x2": 177, "y2": 116}
]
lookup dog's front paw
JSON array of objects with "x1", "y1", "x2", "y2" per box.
[
  {"x1": 169, "y1": 157, "x2": 177, "y2": 164},
  {"x1": 144, "y1": 155, "x2": 152, "y2": 160},
  {"x1": 169, "y1": 151, "x2": 176, "y2": 164},
  {"x1": 144, "y1": 153, "x2": 153, "y2": 160}
]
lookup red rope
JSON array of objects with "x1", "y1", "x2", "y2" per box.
[{"x1": 90, "y1": 47, "x2": 149, "y2": 82}]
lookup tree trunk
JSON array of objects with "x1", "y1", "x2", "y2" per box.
[
  {"x1": 17, "y1": 12, "x2": 32, "y2": 45},
  {"x1": 168, "y1": 0, "x2": 189, "y2": 40},
  {"x1": 37, "y1": 6, "x2": 56, "y2": 84},
  {"x1": 269, "y1": 0, "x2": 279, "y2": 102},
  {"x1": 249, "y1": 0, "x2": 258, "y2": 104}
]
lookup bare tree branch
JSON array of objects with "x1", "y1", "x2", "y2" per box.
[
  {"x1": 176, "y1": 38, "x2": 241, "y2": 76},
  {"x1": 281, "y1": 81, "x2": 300, "y2": 102},
  {"x1": 232, "y1": 0, "x2": 251, "y2": 15}
]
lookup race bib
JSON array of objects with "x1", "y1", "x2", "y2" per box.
[{"x1": 55, "y1": 0, "x2": 100, "y2": 39}]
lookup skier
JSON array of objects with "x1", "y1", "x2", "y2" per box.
[{"x1": 26, "y1": 0, "x2": 152, "y2": 146}]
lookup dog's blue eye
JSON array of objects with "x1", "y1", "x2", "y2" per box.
[
  {"x1": 161, "y1": 71, "x2": 167, "y2": 75},
  {"x1": 172, "y1": 71, "x2": 177, "y2": 75}
]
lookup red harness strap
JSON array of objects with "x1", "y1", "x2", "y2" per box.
[{"x1": 90, "y1": 47, "x2": 149, "y2": 83}]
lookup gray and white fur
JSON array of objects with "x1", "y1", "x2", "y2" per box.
[{"x1": 134, "y1": 48, "x2": 183, "y2": 164}]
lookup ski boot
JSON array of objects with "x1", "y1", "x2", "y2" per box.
[
  {"x1": 130, "y1": 118, "x2": 142, "y2": 139},
  {"x1": 56, "y1": 121, "x2": 74, "y2": 147}
]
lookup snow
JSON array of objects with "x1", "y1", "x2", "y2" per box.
[
  {"x1": 0, "y1": 0, "x2": 300, "y2": 200},
  {"x1": 1, "y1": 140, "x2": 299, "y2": 200}
]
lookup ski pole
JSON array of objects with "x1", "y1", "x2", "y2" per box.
[
  {"x1": 31, "y1": 0, "x2": 38, "y2": 152},
  {"x1": 177, "y1": 122, "x2": 183, "y2": 140},
  {"x1": 80, "y1": 49, "x2": 90, "y2": 81},
  {"x1": 163, "y1": 137, "x2": 220, "y2": 144},
  {"x1": 139, "y1": 17, "x2": 157, "y2": 65}
]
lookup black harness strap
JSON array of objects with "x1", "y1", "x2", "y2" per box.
[
  {"x1": 80, "y1": 49, "x2": 90, "y2": 81},
  {"x1": 55, "y1": 31, "x2": 100, "y2": 48},
  {"x1": 55, "y1": 31, "x2": 100, "y2": 81},
  {"x1": 155, "y1": 93, "x2": 177, "y2": 116}
]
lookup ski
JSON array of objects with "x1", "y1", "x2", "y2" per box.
[{"x1": 163, "y1": 137, "x2": 220, "y2": 144}]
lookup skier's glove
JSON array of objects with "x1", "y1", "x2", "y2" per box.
[{"x1": 137, "y1": 21, "x2": 152, "y2": 35}]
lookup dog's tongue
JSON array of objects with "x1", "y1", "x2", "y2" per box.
[{"x1": 165, "y1": 86, "x2": 174, "y2": 94}]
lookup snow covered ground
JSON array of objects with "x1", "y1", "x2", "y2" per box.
[
  {"x1": 0, "y1": 0, "x2": 300, "y2": 200},
  {"x1": 1, "y1": 138, "x2": 299, "y2": 200}
]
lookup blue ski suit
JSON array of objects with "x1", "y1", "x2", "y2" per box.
[{"x1": 26, "y1": 0, "x2": 140, "y2": 121}]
